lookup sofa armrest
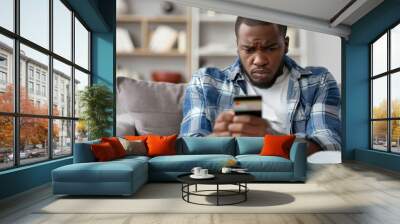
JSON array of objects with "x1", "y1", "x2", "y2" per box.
[
  {"x1": 73, "y1": 140, "x2": 100, "y2": 163},
  {"x1": 289, "y1": 141, "x2": 307, "y2": 181}
]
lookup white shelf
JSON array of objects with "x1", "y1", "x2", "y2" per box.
[
  {"x1": 198, "y1": 51, "x2": 237, "y2": 57},
  {"x1": 116, "y1": 0, "x2": 192, "y2": 82},
  {"x1": 199, "y1": 14, "x2": 236, "y2": 23},
  {"x1": 117, "y1": 49, "x2": 186, "y2": 57}
]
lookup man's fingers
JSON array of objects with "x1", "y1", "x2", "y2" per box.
[
  {"x1": 228, "y1": 123, "x2": 260, "y2": 136},
  {"x1": 228, "y1": 123, "x2": 245, "y2": 133},
  {"x1": 213, "y1": 122, "x2": 230, "y2": 132},
  {"x1": 215, "y1": 111, "x2": 235, "y2": 122}
]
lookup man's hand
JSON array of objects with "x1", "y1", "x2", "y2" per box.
[
  {"x1": 228, "y1": 115, "x2": 272, "y2": 137},
  {"x1": 210, "y1": 111, "x2": 235, "y2": 136},
  {"x1": 211, "y1": 111, "x2": 273, "y2": 137}
]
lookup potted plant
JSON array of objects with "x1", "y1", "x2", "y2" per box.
[{"x1": 79, "y1": 84, "x2": 113, "y2": 140}]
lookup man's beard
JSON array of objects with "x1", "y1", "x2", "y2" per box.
[{"x1": 239, "y1": 59, "x2": 284, "y2": 89}]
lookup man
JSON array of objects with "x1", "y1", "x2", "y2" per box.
[{"x1": 180, "y1": 17, "x2": 341, "y2": 154}]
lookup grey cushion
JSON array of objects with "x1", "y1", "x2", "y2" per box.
[
  {"x1": 118, "y1": 138, "x2": 147, "y2": 156},
  {"x1": 116, "y1": 77, "x2": 187, "y2": 136}
]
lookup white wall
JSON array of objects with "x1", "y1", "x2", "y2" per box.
[{"x1": 304, "y1": 31, "x2": 342, "y2": 84}]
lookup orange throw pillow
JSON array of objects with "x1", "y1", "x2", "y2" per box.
[
  {"x1": 101, "y1": 137, "x2": 127, "y2": 158},
  {"x1": 146, "y1": 134, "x2": 177, "y2": 157},
  {"x1": 260, "y1": 135, "x2": 296, "y2": 159},
  {"x1": 91, "y1": 142, "x2": 117, "y2": 161}
]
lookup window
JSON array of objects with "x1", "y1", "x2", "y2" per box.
[
  {"x1": 53, "y1": 119, "x2": 72, "y2": 158},
  {"x1": 371, "y1": 23, "x2": 400, "y2": 154},
  {"x1": 0, "y1": 0, "x2": 14, "y2": 32},
  {"x1": 0, "y1": 54, "x2": 7, "y2": 86},
  {"x1": 35, "y1": 70, "x2": 41, "y2": 81},
  {"x1": 0, "y1": 54, "x2": 7, "y2": 67},
  {"x1": 42, "y1": 85, "x2": 46, "y2": 97},
  {"x1": 41, "y1": 73, "x2": 46, "y2": 83},
  {"x1": 36, "y1": 83, "x2": 40, "y2": 95},
  {"x1": 0, "y1": 71, "x2": 6, "y2": 84},
  {"x1": 75, "y1": 18, "x2": 90, "y2": 70},
  {"x1": 53, "y1": 59, "x2": 72, "y2": 117},
  {"x1": 0, "y1": 116, "x2": 13, "y2": 170},
  {"x1": 28, "y1": 81, "x2": 34, "y2": 94},
  {"x1": 28, "y1": 67, "x2": 34, "y2": 80},
  {"x1": 53, "y1": 0, "x2": 72, "y2": 60},
  {"x1": 74, "y1": 69, "x2": 89, "y2": 119},
  {"x1": 0, "y1": 0, "x2": 91, "y2": 170},
  {"x1": 20, "y1": 0, "x2": 49, "y2": 49}
]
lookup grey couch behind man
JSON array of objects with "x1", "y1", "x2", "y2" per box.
[{"x1": 116, "y1": 76, "x2": 187, "y2": 136}]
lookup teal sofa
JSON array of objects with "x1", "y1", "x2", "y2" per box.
[{"x1": 52, "y1": 137, "x2": 307, "y2": 196}]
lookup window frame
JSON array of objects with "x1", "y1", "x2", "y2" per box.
[
  {"x1": 0, "y1": 0, "x2": 92, "y2": 171},
  {"x1": 370, "y1": 20, "x2": 400, "y2": 154},
  {"x1": 0, "y1": 53, "x2": 7, "y2": 88}
]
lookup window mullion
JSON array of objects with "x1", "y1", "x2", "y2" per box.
[
  {"x1": 49, "y1": 0, "x2": 54, "y2": 160},
  {"x1": 387, "y1": 30, "x2": 391, "y2": 152},
  {"x1": 13, "y1": 0, "x2": 20, "y2": 167},
  {"x1": 71, "y1": 10, "x2": 76, "y2": 155},
  {"x1": 370, "y1": 45, "x2": 373, "y2": 149}
]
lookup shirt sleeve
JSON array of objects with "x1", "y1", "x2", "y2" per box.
[
  {"x1": 179, "y1": 72, "x2": 213, "y2": 137},
  {"x1": 306, "y1": 72, "x2": 342, "y2": 151}
]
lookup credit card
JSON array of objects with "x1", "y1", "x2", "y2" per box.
[{"x1": 233, "y1": 96, "x2": 262, "y2": 117}]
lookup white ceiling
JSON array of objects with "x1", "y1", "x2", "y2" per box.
[
  {"x1": 224, "y1": 0, "x2": 352, "y2": 22},
  {"x1": 172, "y1": 0, "x2": 384, "y2": 38}
]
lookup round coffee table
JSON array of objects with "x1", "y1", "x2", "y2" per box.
[{"x1": 177, "y1": 172, "x2": 255, "y2": 206}]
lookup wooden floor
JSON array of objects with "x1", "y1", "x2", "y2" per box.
[{"x1": 1, "y1": 162, "x2": 400, "y2": 224}]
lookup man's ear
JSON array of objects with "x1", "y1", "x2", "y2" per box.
[{"x1": 284, "y1": 36, "x2": 289, "y2": 54}]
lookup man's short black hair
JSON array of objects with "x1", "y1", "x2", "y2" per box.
[{"x1": 235, "y1": 16, "x2": 287, "y2": 37}]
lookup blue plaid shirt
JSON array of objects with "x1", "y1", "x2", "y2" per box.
[{"x1": 180, "y1": 56, "x2": 341, "y2": 151}]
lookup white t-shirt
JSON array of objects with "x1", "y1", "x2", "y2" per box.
[{"x1": 245, "y1": 66, "x2": 290, "y2": 134}]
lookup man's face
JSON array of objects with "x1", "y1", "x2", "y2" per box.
[{"x1": 237, "y1": 23, "x2": 289, "y2": 88}]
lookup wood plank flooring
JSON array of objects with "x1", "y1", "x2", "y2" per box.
[{"x1": 1, "y1": 161, "x2": 400, "y2": 224}]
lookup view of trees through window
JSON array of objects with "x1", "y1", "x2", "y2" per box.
[
  {"x1": 371, "y1": 23, "x2": 400, "y2": 153},
  {"x1": 0, "y1": 0, "x2": 91, "y2": 170}
]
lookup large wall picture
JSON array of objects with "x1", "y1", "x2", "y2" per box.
[{"x1": 115, "y1": 0, "x2": 342, "y2": 164}]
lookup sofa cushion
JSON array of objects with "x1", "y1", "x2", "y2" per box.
[
  {"x1": 236, "y1": 155, "x2": 293, "y2": 172},
  {"x1": 101, "y1": 137, "x2": 127, "y2": 158},
  {"x1": 177, "y1": 137, "x2": 236, "y2": 155},
  {"x1": 147, "y1": 134, "x2": 177, "y2": 157},
  {"x1": 120, "y1": 139, "x2": 148, "y2": 156},
  {"x1": 90, "y1": 142, "x2": 118, "y2": 162},
  {"x1": 116, "y1": 77, "x2": 187, "y2": 136},
  {"x1": 115, "y1": 155, "x2": 150, "y2": 163},
  {"x1": 260, "y1": 135, "x2": 296, "y2": 159},
  {"x1": 148, "y1": 154, "x2": 235, "y2": 172},
  {"x1": 235, "y1": 137, "x2": 264, "y2": 155},
  {"x1": 52, "y1": 158, "x2": 147, "y2": 183}
]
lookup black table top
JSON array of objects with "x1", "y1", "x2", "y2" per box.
[{"x1": 177, "y1": 172, "x2": 255, "y2": 185}]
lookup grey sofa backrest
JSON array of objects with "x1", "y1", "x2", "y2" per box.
[{"x1": 116, "y1": 77, "x2": 187, "y2": 136}]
